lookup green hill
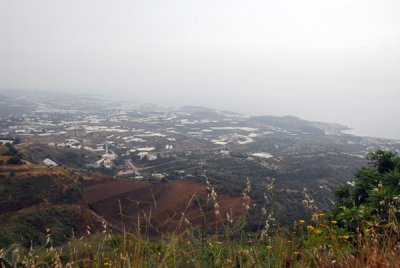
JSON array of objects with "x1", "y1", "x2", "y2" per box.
[{"x1": 0, "y1": 144, "x2": 93, "y2": 247}]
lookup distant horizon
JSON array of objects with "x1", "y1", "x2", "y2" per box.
[
  {"x1": 1, "y1": 87, "x2": 399, "y2": 141},
  {"x1": 2, "y1": 1, "x2": 400, "y2": 141}
]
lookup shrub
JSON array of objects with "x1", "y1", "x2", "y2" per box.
[
  {"x1": 333, "y1": 150, "x2": 400, "y2": 230},
  {"x1": 6, "y1": 156, "x2": 22, "y2": 165}
]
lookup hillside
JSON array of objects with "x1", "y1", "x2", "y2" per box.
[
  {"x1": 1, "y1": 149, "x2": 398, "y2": 267},
  {"x1": 16, "y1": 142, "x2": 99, "y2": 169},
  {"x1": 0, "y1": 144, "x2": 247, "y2": 248},
  {"x1": 0, "y1": 144, "x2": 94, "y2": 247}
]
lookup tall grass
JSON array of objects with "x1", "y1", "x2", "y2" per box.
[{"x1": 1, "y1": 177, "x2": 399, "y2": 267}]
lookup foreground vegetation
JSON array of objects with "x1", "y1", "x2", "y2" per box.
[{"x1": 0, "y1": 150, "x2": 399, "y2": 267}]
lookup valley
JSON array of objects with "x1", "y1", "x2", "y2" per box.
[{"x1": 1, "y1": 91, "x2": 400, "y2": 227}]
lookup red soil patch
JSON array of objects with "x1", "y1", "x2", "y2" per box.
[{"x1": 83, "y1": 178, "x2": 246, "y2": 235}]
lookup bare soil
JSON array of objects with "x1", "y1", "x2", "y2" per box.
[{"x1": 83, "y1": 178, "x2": 245, "y2": 236}]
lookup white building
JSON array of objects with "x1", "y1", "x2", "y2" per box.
[
  {"x1": 138, "y1": 152, "x2": 158, "y2": 161},
  {"x1": 58, "y1": 138, "x2": 81, "y2": 149},
  {"x1": 43, "y1": 158, "x2": 58, "y2": 167}
]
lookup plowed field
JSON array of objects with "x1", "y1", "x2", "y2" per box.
[{"x1": 83, "y1": 178, "x2": 245, "y2": 235}]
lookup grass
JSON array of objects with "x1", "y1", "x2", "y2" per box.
[
  {"x1": 0, "y1": 177, "x2": 399, "y2": 267},
  {"x1": 1, "y1": 218, "x2": 398, "y2": 267}
]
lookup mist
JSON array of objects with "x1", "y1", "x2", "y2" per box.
[{"x1": 1, "y1": 0, "x2": 400, "y2": 139}]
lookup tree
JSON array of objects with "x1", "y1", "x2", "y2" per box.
[
  {"x1": 333, "y1": 150, "x2": 400, "y2": 229},
  {"x1": 334, "y1": 184, "x2": 352, "y2": 207},
  {"x1": 366, "y1": 150, "x2": 398, "y2": 174},
  {"x1": 13, "y1": 137, "x2": 21, "y2": 144},
  {"x1": 3, "y1": 143, "x2": 20, "y2": 157},
  {"x1": 7, "y1": 156, "x2": 22, "y2": 165}
]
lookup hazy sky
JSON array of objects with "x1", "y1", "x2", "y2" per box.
[{"x1": 1, "y1": 1, "x2": 400, "y2": 139}]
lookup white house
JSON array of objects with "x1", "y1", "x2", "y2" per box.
[
  {"x1": 0, "y1": 139, "x2": 14, "y2": 145},
  {"x1": 43, "y1": 158, "x2": 58, "y2": 167}
]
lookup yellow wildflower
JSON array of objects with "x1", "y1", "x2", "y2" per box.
[
  {"x1": 331, "y1": 220, "x2": 338, "y2": 225},
  {"x1": 299, "y1": 220, "x2": 305, "y2": 224},
  {"x1": 314, "y1": 229, "x2": 322, "y2": 235},
  {"x1": 266, "y1": 245, "x2": 272, "y2": 250},
  {"x1": 307, "y1": 225, "x2": 315, "y2": 232}
]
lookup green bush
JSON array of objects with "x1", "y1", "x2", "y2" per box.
[
  {"x1": 6, "y1": 156, "x2": 22, "y2": 165},
  {"x1": 333, "y1": 150, "x2": 400, "y2": 230}
]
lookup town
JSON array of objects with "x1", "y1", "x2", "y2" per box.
[{"x1": 1, "y1": 90, "x2": 400, "y2": 223}]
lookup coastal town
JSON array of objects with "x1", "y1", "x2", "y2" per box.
[{"x1": 1, "y1": 90, "x2": 400, "y2": 223}]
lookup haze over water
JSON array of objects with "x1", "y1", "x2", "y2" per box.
[{"x1": 1, "y1": 1, "x2": 400, "y2": 140}]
